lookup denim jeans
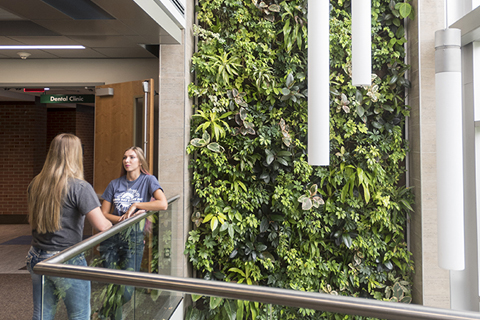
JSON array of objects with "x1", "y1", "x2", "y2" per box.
[
  {"x1": 26, "y1": 246, "x2": 91, "y2": 320},
  {"x1": 97, "y1": 228, "x2": 145, "y2": 319}
]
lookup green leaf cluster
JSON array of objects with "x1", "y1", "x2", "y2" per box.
[{"x1": 186, "y1": 0, "x2": 415, "y2": 319}]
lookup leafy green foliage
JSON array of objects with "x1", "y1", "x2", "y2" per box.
[{"x1": 186, "y1": 0, "x2": 415, "y2": 319}]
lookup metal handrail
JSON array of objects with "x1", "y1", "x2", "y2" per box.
[
  {"x1": 39, "y1": 195, "x2": 180, "y2": 264},
  {"x1": 34, "y1": 194, "x2": 480, "y2": 320}
]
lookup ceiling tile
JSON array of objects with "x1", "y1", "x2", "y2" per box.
[
  {"x1": 68, "y1": 35, "x2": 137, "y2": 47},
  {"x1": 94, "y1": 46, "x2": 156, "y2": 58},
  {"x1": 0, "y1": 21, "x2": 59, "y2": 36},
  {"x1": 43, "y1": 47, "x2": 107, "y2": 58},
  {"x1": 0, "y1": 36, "x2": 23, "y2": 45},
  {"x1": 33, "y1": 20, "x2": 124, "y2": 36},
  {"x1": 7, "y1": 36, "x2": 79, "y2": 45}
]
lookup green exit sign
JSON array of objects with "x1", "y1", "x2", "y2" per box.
[{"x1": 40, "y1": 94, "x2": 95, "y2": 104}]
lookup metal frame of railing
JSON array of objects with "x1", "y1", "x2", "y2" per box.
[{"x1": 34, "y1": 195, "x2": 480, "y2": 320}]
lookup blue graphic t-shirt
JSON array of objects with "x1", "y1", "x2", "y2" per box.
[{"x1": 101, "y1": 173, "x2": 163, "y2": 216}]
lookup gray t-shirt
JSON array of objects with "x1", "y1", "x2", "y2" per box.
[
  {"x1": 31, "y1": 179, "x2": 100, "y2": 251},
  {"x1": 101, "y1": 173, "x2": 163, "y2": 216}
]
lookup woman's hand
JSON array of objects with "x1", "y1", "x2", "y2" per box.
[
  {"x1": 119, "y1": 206, "x2": 146, "y2": 221},
  {"x1": 125, "y1": 203, "x2": 138, "y2": 218}
]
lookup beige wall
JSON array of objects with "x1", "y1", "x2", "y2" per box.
[
  {"x1": 407, "y1": 0, "x2": 451, "y2": 307},
  {"x1": 157, "y1": 0, "x2": 194, "y2": 278},
  {"x1": 0, "y1": 59, "x2": 159, "y2": 87}
]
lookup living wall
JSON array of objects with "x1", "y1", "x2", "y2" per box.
[{"x1": 185, "y1": 0, "x2": 415, "y2": 319}]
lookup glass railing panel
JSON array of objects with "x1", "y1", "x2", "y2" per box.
[
  {"x1": 186, "y1": 294, "x2": 422, "y2": 320},
  {"x1": 89, "y1": 197, "x2": 177, "y2": 276},
  {"x1": 40, "y1": 251, "x2": 92, "y2": 320},
  {"x1": 185, "y1": 295, "x2": 378, "y2": 320},
  {"x1": 89, "y1": 281, "x2": 182, "y2": 320},
  {"x1": 37, "y1": 196, "x2": 180, "y2": 320},
  {"x1": 152, "y1": 199, "x2": 177, "y2": 276},
  {"x1": 35, "y1": 194, "x2": 480, "y2": 320}
]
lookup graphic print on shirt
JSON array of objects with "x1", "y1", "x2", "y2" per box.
[{"x1": 114, "y1": 189, "x2": 142, "y2": 214}]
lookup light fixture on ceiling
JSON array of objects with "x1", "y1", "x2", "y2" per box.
[
  {"x1": 0, "y1": 45, "x2": 85, "y2": 50},
  {"x1": 17, "y1": 52, "x2": 31, "y2": 59}
]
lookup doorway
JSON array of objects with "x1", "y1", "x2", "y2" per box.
[
  {"x1": 0, "y1": 80, "x2": 155, "y2": 221},
  {"x1": 94, "y1": 79, "x2": 155, "y2": 195}
]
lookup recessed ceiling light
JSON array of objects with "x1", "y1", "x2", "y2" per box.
[{"x1": 0, "y1": 45, "x2": 85, "y2": 50}]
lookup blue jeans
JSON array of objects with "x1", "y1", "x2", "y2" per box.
[
  {"x1": 26, "y1": 246, "x2": 91, "y2": 320},
  {"x1": 97, "y1": 229, "x2": 145, "y2": 319}
]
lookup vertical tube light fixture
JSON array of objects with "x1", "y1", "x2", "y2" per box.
[
  {"x1": 351, "y1": 0, "x2": 372, "y2": 86},
  {"x1": 142, "y1": 80, "x2": 150, "y2": 158},
  {"x1": 435, "y1": 28, "x2": 465, "y2": 270},
  {"x1": 308, "y1": 0, "x2": 330, "y2": 166}
]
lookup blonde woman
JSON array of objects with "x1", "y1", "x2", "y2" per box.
[
  {"x1": 26, "y1": 133, "x2": 112, "y2": 320},
  {"x1": 97, "y1": 146, "x2": 167, "y2": 319}
]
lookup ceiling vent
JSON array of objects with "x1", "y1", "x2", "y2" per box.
[{"x1": 40, "y1": 0, "x2": 115, "y2": 20}]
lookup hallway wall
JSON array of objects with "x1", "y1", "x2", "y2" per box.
[
  {"x1": 0, "y1": 58, "x2": 160, "y2": 224},
  {"x1": 47, "y1": 106, "x2": 95, "y2": 184},
  {"x1": 0, "y1": 103, "x2": 96, "y2": 223},
  {"x1": 0, "y1": 102, "x2": 46, "y2": 223}
]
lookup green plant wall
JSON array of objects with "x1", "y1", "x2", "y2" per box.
[{"x1": 185, "y1": 0, "x2": 415, "y2": 319}]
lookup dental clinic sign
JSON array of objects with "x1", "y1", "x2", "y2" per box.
[{"x1": 40, "y1": 94, "x2": 95, "y2": 104}]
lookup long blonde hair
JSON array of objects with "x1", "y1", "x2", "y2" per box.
[
  {"x1": 120, "y1": 146, "x2": 150, "y2": 176},
  {"x1": 28, "y1": 133, "x2": 85, "y2": 233}
]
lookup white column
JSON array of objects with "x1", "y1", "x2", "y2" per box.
[{"x1": 435, "y1": 28, "x2": 465, "y2": 271}]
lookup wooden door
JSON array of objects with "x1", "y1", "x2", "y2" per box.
[{"x1": 94, "y1": 79, "x2": 154, "y2": 195}]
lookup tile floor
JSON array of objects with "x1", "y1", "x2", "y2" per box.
[{"x1": 0, "y1": 224, "x2": 31, "y2": 274}]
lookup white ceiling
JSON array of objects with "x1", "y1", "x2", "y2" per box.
[
  {"x1": 0, "y1": 0, "x2": 181, "y2": 102},
  {"x1": 0, "y1": 0, "x2": 179, "y2": 60}
]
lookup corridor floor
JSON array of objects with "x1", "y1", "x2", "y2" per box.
[
  {"x1": 0, "y1": 224, "x2": 30, "y2": 274},
  {"x1": 0, "y1": 224, "x2": 33, "y2": 320}
]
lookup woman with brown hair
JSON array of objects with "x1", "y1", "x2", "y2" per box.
[{"x1": 26, "y1": 133, "x2": 112, "y2": 320}]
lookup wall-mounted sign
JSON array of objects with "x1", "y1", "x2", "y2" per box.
[{"x1": 40, "y1": 94, "x2": 95, "y2": 104}]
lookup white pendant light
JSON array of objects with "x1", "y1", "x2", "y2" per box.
[
  {"x1": 351, "y1": 0, "x2": 372, "y2": 86},
  {"x1": 308, "y1": 0, "x2": 330, "y2": 166}
]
